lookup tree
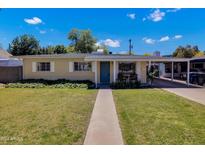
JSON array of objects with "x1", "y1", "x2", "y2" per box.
[
  {"x1": 39, "y1": 46, "x2": 55, "y2": 54},
  {"x1": 194, "y1": 51, "x2": 205, "y2": 57},
  {"x1": 54, "y1": 45, "x2": 67, "y2": 54},
  {"x1": 68, "y1": 29, "x2": 96, "y2": 53},
  {"x1": 173, "y1": 46, "x2": 184, "y2": 57},
  {"x1": 147, "y1": 68, "x2": 158, "y2": 86},
  {"x1": 8, "y1": 34, "x2": 40, "y2": 56},
  {"x1": 68, "y1": 29, "x2": 79, "y2": 50},
  {"x1": 39, "y1": 45, "x2": 68, "y2": 54},
  {"x1": 143, "y1": 53, "x2": 151, "y2": 56},
  {"x1": 66, "y1": 46, "x2": 75, "y2": 53},
  {"x1": 172, "y1": 45, "x2": 200, "y2": 58}
]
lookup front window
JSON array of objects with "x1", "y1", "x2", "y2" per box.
[
  {"x1": 119, "y1": 62, "x2": 135, "y2": 73},
  {"x1": 37, "y1": 62, "x2": 50, "y2": 71},
  {"x1": 74, "y1": 62, "x2": 91, "y2": 71}
]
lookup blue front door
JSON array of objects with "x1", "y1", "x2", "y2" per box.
[{"x1": 100, "y1": 62, "x2": 110, "y2": 84}]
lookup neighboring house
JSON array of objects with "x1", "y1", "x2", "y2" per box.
[
  {"x1": 0, "y1": 50, "x2": 23, "y2": 83},
  {"x1": 0, "y1": 49, "x2": 12, "y2": 58},
  {"x1": 16, "y1": 52, "x2": 196, "y2": 87}
]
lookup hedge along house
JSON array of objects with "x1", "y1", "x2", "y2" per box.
[{"x1": 16, "y1": 53, "x2": 193, "y2": 87}]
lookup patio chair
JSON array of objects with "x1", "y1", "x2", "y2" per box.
[
  {"x1": 117, "y1": 73, "x2": 126, "y2": 82},
  {"x1": 130, "y1": 73, "x2": 138, "y2": 83}
]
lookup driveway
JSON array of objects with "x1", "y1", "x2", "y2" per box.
[{"x1": 153, "y1": 78, "x2": 205, "y2": 106}]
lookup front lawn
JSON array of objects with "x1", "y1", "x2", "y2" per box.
[
  {"x1": 0, "y1": 88, "x2": 97, "y2": 144},
  {"x1": 113, "y1": 89, "x2": 205, "y2": 144}
]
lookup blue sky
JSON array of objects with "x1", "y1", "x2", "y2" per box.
[{"x1": 0, "y1": 8, "x2": 205, "y2": 55}]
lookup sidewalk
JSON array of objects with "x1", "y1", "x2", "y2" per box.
[{"x1": 84, "y1": 89, "x2": 123, "y2": 145}]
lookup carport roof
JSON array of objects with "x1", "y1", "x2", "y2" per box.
[
  {"x1": 0, "y1": 58, "x2": 22, "y2": 67},
  {"x1": 190, "y1": 56, "x2": 205, "y2": 62}
]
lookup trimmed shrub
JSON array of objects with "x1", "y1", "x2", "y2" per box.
[
  {"x1": 5, "y1": 79, "x2": 95, "y2": 89},
  {"x1": 110, "y1": 81, "x2": 141, "y2": 89}
]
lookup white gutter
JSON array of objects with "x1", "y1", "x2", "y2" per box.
[{"x1": 84, "y1": 58, "x2": 191, "y2": 62}]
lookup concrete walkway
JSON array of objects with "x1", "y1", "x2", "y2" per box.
[{"x1": 84, "y1": 89, "x2": 123, "y2": 145}]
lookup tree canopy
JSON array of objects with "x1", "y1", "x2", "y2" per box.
[
  {"x1": 8, "y1": 34, "x2": 40, "y2": 56},
  {"x1": 143, "y1": 53, "x2": 152, "y2": 56},
  {"x1": 68, "y1": 29, "x2": 97, "y2": 53},
  {"x1": 8, "y1": 29, "x2": 110, "y2": 55},
  {"x1": 172, "y1": 45, "x2": 201, "y2": 58},
  {"x1": 39, "y1": 45, "x2": 68, "y2": 54},
  {"x1": 8, "y1": 34, "x2": 69, "y2": 55},
  {"x1": 194, "y1": 51, "x2": 205, "y2": 57}
]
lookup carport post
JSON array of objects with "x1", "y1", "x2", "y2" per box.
[
  {"x1": 95, "y1": 61, "x2": 98, "y2": 88},
  {"x1": 148, "y1": 61, "x2": 151, "y2": 70},
  {"x1": 171, "y1": 61, "x2": 174, "y2": 81},
  {"x1": 113, "y1": 61, "x2": 116, "y2": 83},
  {"x1": 187, "y1": 60, "x2": 190, "y2": 87}
]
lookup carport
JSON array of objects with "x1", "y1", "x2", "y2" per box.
[
  {"x1": 147, "y1": 57, "x2": 191, "y2": 86},
  {"x1": 0, "y1": 58, "x2": 22, "y2": 83}
]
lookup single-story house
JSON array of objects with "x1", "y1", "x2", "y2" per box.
[{"x1": 17, "y1": 52, "x2": 199, "y2": 87}]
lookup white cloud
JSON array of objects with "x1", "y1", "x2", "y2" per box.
[
  {"x1": 104, "y1": 39, "x2": 120, "y2": 47},
  {"x1": 148, "y1": 9, "x2": 165, "y2": 22},
  {"x1": 97, "y1": 39, "x2": 120, "y2": 48},
  {"x1": 143, "y1": 8, "x2": 181, "y2": 23},
  {"x1": 143, "y1": 35, "x2": 182, "y2": 44},
  {"x1": 173, "y1": 35, "x2": 183, "y2": 39},
  {"x1": 142, "y1": 37, "x2": 156, "y2": 44},
  {"x1": 95, "y1": 42, "x2": 101, "y2": 46},
  {"x1": 159, "y1": 36, "x2": 170, "y2": 42},
  {"x1": 142, "y1": 17, "x2": 146, "y2": 22},
  {"x1": 39, "y1": 30, "x2": 46, "y2": 34},
  {"x1": 166, "y1": 8, "x2": 181, "y2": 13},
  {"x1": 24, "y1": 17, "x2": 42, "y2": 25},
  {"x1": 127, "y1": 13, "x2": 136, "y2": 20}
]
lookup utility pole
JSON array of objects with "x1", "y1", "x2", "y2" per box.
[{"x1": 129, "y1": 39, "x2": 133, "y2": 55}]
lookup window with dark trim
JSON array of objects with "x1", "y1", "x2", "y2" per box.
[
  {"x1": 119, "y1": 62, "x2": 135, "y2": 73},
  {"x1": 37, "y1": 62, "x2": 50, "y2": 71},
  {"x1": 74, "y1": 62, "x2": 91, "y2": 71}
]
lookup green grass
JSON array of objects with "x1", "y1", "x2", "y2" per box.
[
  {"x1": 113, "y1": 89, "x2": 205, "y2": 144},
  {"x1": 0, "y1": 88, "x2": 97, "y2": 144}
]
